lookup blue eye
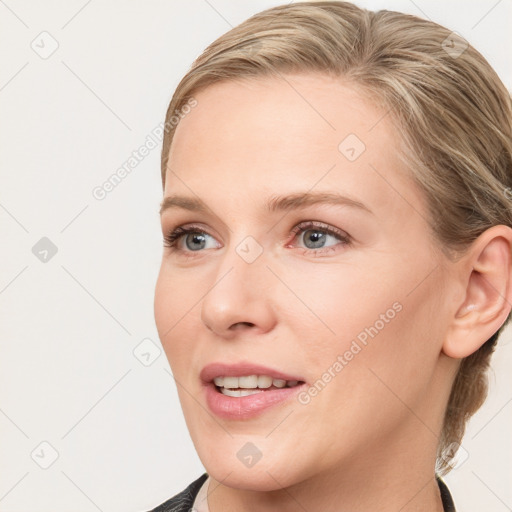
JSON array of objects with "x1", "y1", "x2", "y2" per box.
[
  {"x1": 163, "y1": 221, "x2": 351, "y2": 257},
  {"x1": 183, "y1": 232, "x2": 206, "y2": 251},
  {"x1": 163, "y1": 226, "x2": 218, "y2": 251},
  {"x1": 298, "y1": 228, "x2": 340, "y2": 249},
  {"x1": 289, "y1": 221, "x2": 351, "y2": 255}
]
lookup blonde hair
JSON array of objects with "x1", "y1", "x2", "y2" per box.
[{"x1": 160, "y1": 1, "x2": 512, "y2": 474}]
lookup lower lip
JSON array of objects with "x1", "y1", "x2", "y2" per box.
[{"x1": 204, "y1": 382, "x2": 304, "y2": 420}]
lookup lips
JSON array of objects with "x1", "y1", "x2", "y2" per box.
[{"x1": 200, "y1": 362, "x2": 307, "y2": 420}]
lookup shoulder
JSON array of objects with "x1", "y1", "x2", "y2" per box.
[{"x1": 145, "y1": 473, "x2": 209, "y2": 512}]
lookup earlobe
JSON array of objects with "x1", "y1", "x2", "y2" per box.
[{"x1": 442, "y1": 225, "x2": 512, "y2": 359}]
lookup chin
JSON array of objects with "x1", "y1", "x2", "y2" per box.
[
  {"x1": 190, "y1": 431, "x2": 316, "y2": 492},
  {"x1": 203, "y1": 459, "x2": 300, "y2": 491}
]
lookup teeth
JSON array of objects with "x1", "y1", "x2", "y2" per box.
[
  {"x1": 258, "y1": 375, "x2": 273, "y2": 388},
  {"x1": 213, "y1": 375, "x2": 302, "y2": 392},
  {"x1": 220, "y1": 388, "x2": 262, "y2": 397},
  {"x1": 223, "y1": 376, "x2": 239, "y2": 388},
  {"x1": 239, "y1": 375, "x2": 258, "y2": 388}
]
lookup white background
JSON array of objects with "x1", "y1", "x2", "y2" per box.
[{"x1": 1, "y1": 1, "x2": 511, "y2": 511}]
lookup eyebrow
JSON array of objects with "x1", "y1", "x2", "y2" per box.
[{"x1": 159, "y1": 191, "x2": 373, "y2": 216}]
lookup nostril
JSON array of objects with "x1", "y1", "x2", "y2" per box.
[{"x1": 231, "y1": 321, "x2": 254, "y2": 329}]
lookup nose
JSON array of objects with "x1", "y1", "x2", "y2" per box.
[{"x1": 200, "y1": 245, "x2": 276, "y2": 338}]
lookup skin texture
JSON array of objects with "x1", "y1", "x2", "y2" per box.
[{"x1": 154, "y1": 74, "x2": 512, "y2": 512}]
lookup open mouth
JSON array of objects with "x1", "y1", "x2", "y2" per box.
[{"x1": 213, "y1": 375, "x2": 305, "y2": 397}]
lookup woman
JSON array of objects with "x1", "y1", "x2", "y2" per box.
[{"x1": 151, "y1": 1, "x2": 512, "y2": 510}]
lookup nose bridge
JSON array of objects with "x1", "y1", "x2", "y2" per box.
[{"x1": 200, "y1": 234, "x2": 274, "y2": 335}]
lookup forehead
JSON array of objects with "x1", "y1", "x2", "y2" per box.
[
  {"x1": 164, "y1": 73, "x2": 421, "y2": 216},
  {"x1": 169, "y1": 73, "x2": 392, "y2": 164}
]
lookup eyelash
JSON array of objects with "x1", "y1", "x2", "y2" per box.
[{"x1": 163, "y1": 221, "x2": 351, "y2": 258}]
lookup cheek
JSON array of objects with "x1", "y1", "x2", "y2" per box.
[
  {"x1": 289, "y1": 252, "x2": 442, "y2": 404},
  {"x1": 277, "y1": 258, "x2": 394, "y2": 351},
  {"x1": 154, "y1": 267, "x2": 175, "y2": 341},
  {"x1": 332, "y1": 280, "x2": 443, "y2": 428},
  {"x1": 154, "y1": 265, "x2": 199, "y2": 364}
]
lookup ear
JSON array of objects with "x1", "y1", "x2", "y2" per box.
[{"x1": 443, "y1": 225, "x2": 512, "y2": 359}]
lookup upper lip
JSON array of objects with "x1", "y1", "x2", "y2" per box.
[{"x1": 200, "y1": 362, "x2": 305, "y2": 384}]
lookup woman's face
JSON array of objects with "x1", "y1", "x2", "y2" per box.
[{"x1": 154, "y1": 74, "x2": 456, "y2": 489}]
